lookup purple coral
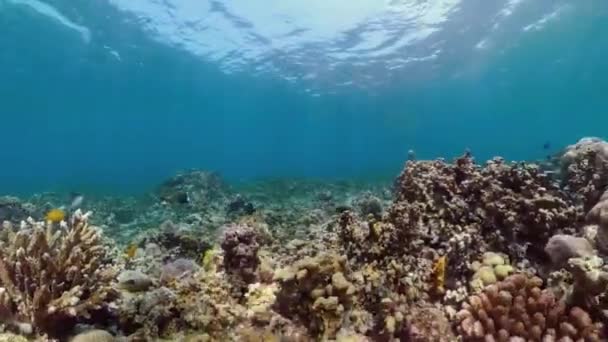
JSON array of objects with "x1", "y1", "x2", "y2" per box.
[{"x1": 220, "y1": 223, "x2": 260, "y2": 288}]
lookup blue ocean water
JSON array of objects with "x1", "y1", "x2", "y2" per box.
[{"x1": 1, "y1": 0, "x2": 607, "y2": 195}]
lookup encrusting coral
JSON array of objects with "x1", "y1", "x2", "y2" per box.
[
  {"x1": 0, "y1": 210, "x2": 118, "y2": 338},
  {"x1": 457, "y1": 273, "x2": 604, "y2": 341}
]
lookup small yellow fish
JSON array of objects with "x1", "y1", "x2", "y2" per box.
[
  {"x1": 45, "y1": 208, "x2": 65, "y2": 223},
  {"x1": 432, "y1": 255, "x2": 447, "y2": 294},
  {"x1": 125, "y1": 244, "x2": 139, "y2": 260},
  {"x1": 201, "y1": 247, "x2": 219, "y2": 272}
]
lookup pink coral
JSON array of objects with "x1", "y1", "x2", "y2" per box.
[{"x1": 457, "y1": 274, "x2": 604, "y2": 341}]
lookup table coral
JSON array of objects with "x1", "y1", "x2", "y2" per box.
[
  {"x1": 457, "y1": 273, "x2": 604, "y2": 341},
  {"x1": 0, "y1": 210, "x2": 118, "y2": 338}
]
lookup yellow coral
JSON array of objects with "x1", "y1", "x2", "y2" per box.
[
  {"x1": 45, "y1": 208, "x2": 65, "y2": 223},
  {"x1": 432, "y1": 256, "x2": 446, "y2": 293}
]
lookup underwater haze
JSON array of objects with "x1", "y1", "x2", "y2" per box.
[{"x1": 1, "y1": 0, "x2": 607, "y2": 195}]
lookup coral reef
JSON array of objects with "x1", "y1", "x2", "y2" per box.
[
  {"x1": 352, "y1": 192, "x2": 384, "y2": 219},
  {"x1": 388, "y1": 154, "x2": 579, "y2": 275},
  {"x1": 157, "y1": 170, "x2": 229, "y2": 206},
  {"x1": 0, "y1": 197, "x2": 34, "y2": 223},
  {"x1": 470, "y1": 252, "x2": 514, "y2": 292},
  {"x1": 457, "y1": 273, "x2": 604, "y2": 341},
  {"x1": 405, "y1": 305, "x2": 455, "y2": 342},
  {"x1": 544, "y1": 234, "x2": 595, "y2": 267},
  {"x1": 226, "y1": 194, "x2": 256, "y2": 217},
  {"x1": 160, "y1": 258, "x2": 199, "y2": 284},
  {"x1": 117, "y1": 287, "x2": 178, "y2": 339},
  {"x1": 0, "y1": 210, "x2": 118, "y2": 338},
  {"x1": 5, "y1": 139, "x2": 608, "y2": 341},
  {"x1": 171, "y1": 271, "x2": 244, "y2": 340},
  {"x1": 273, "y1": 253, "x2": 356, "y2": 340},
  {"x1": 145, "y1": 220, "x2": 213, "y2": 260},
  {"x1": 220, "y1": 223, "x2": 261, "y2": 294},
  {"x1": 117, "y1": 270, "x2": 153, "y2": 292},
  {"x1": 561, "y1": 137, "x2": 608, "y2": 211},
  {"x1": 69, "y1": 329, "x2": 115, "y2": 342}
]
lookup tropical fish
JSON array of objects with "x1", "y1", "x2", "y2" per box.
[
  {"x1": 432, "y1": 255, "x2": 446, "y2": 294},
  {"x1": 69, "y1": 192, "x2": 84, "y2": 210},
  {"x1": 45, "y1": 208, "x2": 65, "y2": 223},
  {"x1": 124, "y1": 243, "x2": 139, "y2": 260}
]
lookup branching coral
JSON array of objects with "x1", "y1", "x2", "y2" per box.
[
  {"x1": 0, "y1": 210, "x2": 118, "y2": 337},
  {"x1": 457, "y1": 273, "x2": 604, "y2": 341}
]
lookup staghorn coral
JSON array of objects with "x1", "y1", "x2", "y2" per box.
[
  {"x1": 273, "y1": 253, "x2": 357, "y2": 340},
  {"x1": 0, "y1": 210, "x2": 118, "y2": 338},
  {"x1": 457, "y1": 273, "x2": 604, "y2": 341},
  {"x1": 220, "y1": 223, "x2": 260, "y2": 294}
]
